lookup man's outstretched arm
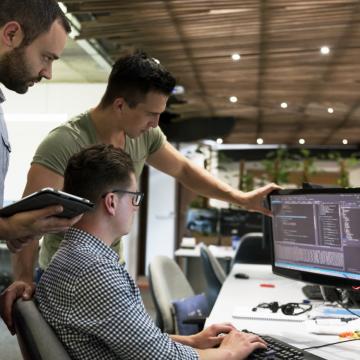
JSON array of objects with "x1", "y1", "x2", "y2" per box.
[{"x1": 147, "y1": 142, "x2": 280, "y2": 216}]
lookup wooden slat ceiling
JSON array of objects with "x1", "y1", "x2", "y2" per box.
[{"x1": 61, "y1": 0, "x2": 360, "y2": 145}]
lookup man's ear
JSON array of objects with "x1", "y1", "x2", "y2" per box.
[
  {"x1": 1, "y1": 22, "x2": 24, "y2": 48},
  {"x1": 103, "y1": 193, "x2": 117, "y2": 216},
  {"x1": 113, "y1": 97, "x2": 126, "y2": 113}
]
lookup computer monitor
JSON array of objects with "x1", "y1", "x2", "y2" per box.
[
  {"x1": 186, "y1": 208, "x2": 218, "y2": 236},
  {"x1": 266, "y1": 188, "x2": 360, "y2": 288},
  {"x1": 219, "y1": 208, "x2": 263, "y2": 237}
]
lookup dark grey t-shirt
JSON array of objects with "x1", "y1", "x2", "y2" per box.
[{"x1": 0, "y1": 89, "x2": 11, "y2": 207}]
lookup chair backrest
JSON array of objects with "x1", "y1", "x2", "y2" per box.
[
  {"x1": 199, "y1": 243, "x2": 226, "y2": 310},
  {"x1": 13, "y1": 298, "x2": 71, "y2": 360},
  {"x1": 148, "y1": 255, "x2": 194, "y2": 334},
  {"x1": 232, "y1": 232, "x2": 270, "y2": 265}
]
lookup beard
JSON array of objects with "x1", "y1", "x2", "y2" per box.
[{"x1": 0, "y1": 46, "x2": 42, "y2": 94}]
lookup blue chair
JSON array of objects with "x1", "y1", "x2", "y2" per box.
[
  {"x1": 199, "y1": 243, "x2": 226, "y2": 310},
  {"x1": 148, "y1": 255, "x2": 207, "y2": 335}
]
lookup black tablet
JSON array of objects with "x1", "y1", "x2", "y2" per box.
[{"x1": 0, "y1": 188, "x2": 95, "y2": 219}]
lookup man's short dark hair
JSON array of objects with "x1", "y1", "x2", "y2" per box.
[
  {"x1": 64, "y1": 145, "x2": 135, "y2": 204},
  {"x1": 100, "y1": 51, "x2": 176, "y2": 108},
  {"x1": 0, "y1": 0, "x2": 71, "y2": 46}
]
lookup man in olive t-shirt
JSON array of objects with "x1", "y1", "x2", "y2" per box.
[
  {"x1": 33, "y1": 110, "x2": 165, "y2": 268},
  {"x1": 2, "y1": 52, "x2": 278, "y2": 334}
]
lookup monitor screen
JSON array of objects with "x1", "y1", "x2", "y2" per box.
[
  {"x1": 186, "y1": 208, "x2": 218, "y2": 236},
  {"x1": 219, "y1": 208, "x2": 263, "y2": 237},
  {"x1": 266, "y1": 188, "x2": 360, "y2": 288}
]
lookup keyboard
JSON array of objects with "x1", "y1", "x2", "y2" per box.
[{"x1": 244, "y1": 331, "x2": 326, "y2": 360}]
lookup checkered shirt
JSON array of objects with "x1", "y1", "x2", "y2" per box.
[{"x1": 36, "y1": 227, "x2": 198, "y2": 360}]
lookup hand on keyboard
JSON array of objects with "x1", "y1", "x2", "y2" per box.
[
  {"x1": 242, "y1": 330, "x2": 326, "y2": 360},
  {"x1": 219, "y1": 330, "x2": 267, "y2": 359}
]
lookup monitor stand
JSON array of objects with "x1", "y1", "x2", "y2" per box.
[{"x1": 302, "y1": 284, "x2": 323, "y2": 301}]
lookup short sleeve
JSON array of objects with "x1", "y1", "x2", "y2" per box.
[
  {"x1": 147, "y1": 126, "x2": 167, "y2": 155},
  {"x1": 32, "y1": 126, "x2": 84, "y2": 176}
]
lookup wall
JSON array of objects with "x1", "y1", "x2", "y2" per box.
[
  {"x1": 0, "y1": 83, "x2": 140, "y2": 276},
  {"x1": 2, "y1": 83, "x2": 105, "y2": 197},
  {"x1": 145, "y1": 166, "x2": 176, "y2": 273}
]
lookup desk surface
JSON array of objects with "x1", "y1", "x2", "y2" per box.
[
  {"x1": 175, "y1": 244, "x2": 234, "y2": 258},
  {"x1": 206, "y1": 264, "x2": 360, "y2": 360}
]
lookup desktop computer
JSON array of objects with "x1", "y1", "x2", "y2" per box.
[
  {"x1": 219, "y1": 208, "x2": 263, "y2": 237},
  {"x1": 245, "y1": 188, "x2": 360, "y2": 359},
  {"x1": 185, "y1": 208, "x2": 218, "y2": 236},
  {"x1": 266, "y1": 188, "x2": 360, "y2": 289},
  {"x1": 185, "y1": 207, "x2": 264, "y2": 248}
]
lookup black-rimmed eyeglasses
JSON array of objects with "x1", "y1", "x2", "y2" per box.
[{"x1": 102, "y1": 189, "x2": 144, "y2": 206}]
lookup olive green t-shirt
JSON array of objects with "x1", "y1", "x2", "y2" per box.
[{"x1": 32, "y1": 111, "x2": 166, "y2": 270}]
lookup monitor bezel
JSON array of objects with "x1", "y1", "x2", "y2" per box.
[{"x1": 266, "y1": 187, "x2": 360, "y2": 289}]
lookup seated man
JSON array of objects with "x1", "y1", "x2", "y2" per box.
[{"x1": 36, "y1": 144, "x2": 266, "y2": 360}]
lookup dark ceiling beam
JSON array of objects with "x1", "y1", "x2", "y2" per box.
[
  {"x1": 255, "y1": 0, "x2": 269, "y2": 141},
  {"x1": 163, "y1": 1, "x2": 215, "y2": 117},
  {"x1": 64, "y1": 1, "x2": 258, "y2": 13},
  {"x1": 287, "y1": 0, "x2": 360, "y2": 144}
]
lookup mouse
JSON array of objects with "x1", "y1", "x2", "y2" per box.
[{"x1": 234, "y1": 272, "x2": 249, "y2": 279}]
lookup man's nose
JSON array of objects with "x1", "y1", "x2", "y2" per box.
[{"x1": 40, "y1": 64, "x2": 52, "y2": 80}]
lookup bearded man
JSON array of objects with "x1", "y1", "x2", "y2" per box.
[{"x1": 0, "y1": 0, "x2": 82, "y2": 253}]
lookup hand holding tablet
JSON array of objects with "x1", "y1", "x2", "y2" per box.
[
  {"x1": 0, "y1": 188, "x2": 94, "y2": 219},
  {"x1": 0, "y1": 188, "x2": 94, "y2": 252}
]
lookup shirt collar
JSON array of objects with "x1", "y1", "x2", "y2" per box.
[
  {"x1": 64, "y1": 227, "x2": 120, "y2": 263},
  {"x1": 0, "y1": 88, "x2": 5, "y2": 104}
]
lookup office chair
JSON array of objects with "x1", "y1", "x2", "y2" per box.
[
  {"x1": 231, "y1": 232, "x2": 270, "y2": 266},
  {"x1": 148, "y1": 255, "x2": 207, "y2": 335},
  {"x1": 199, "y1": 243, "x2": 226, "y2": 310},
  {"x1": 13, "y1": 298, "x2": 71, "y2": 360}
]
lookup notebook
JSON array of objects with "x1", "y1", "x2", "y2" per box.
[{"x1": 232, "y1": 306, "x2": 308, "y2": 322}]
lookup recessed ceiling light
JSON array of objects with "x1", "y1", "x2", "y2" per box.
[
  {"x1": 320, "y1": 46, "x2": 330, "y2": 55},
  {"x1": 280, "y1": 102, "x2": 288, "y2": 109},
  {"x1": 299, "y1": 138, "x2": 305, "y2": 145},
  {"x1": 216, "y1": 138, "x2": 223, "y2": 144},
  {"x1": 172, "y1": 85, "x2": 185, "y2": 95},
  {"x1": 229, "y1": 96, "x2": 238, "y2": 103},
  {"x1": 342, "y1": 139, "x2": 348, "y2": 145},
  {"x1": 327, "y1": 107, "x2": 334, "y2": 114},
  {"x1": 231, "y1": 53, "x2": 241, "y2": 61},
  {"x1": 257, "y1": 138, "x2": 264, "y2": 145}
]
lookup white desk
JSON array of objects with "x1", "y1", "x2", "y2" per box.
[
  {"x1": 175, "y1": 244, "x2": 234, "y2": 259},
  {"x1": 206, "y1": 264, "x2": 360, "y2": 360}
]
